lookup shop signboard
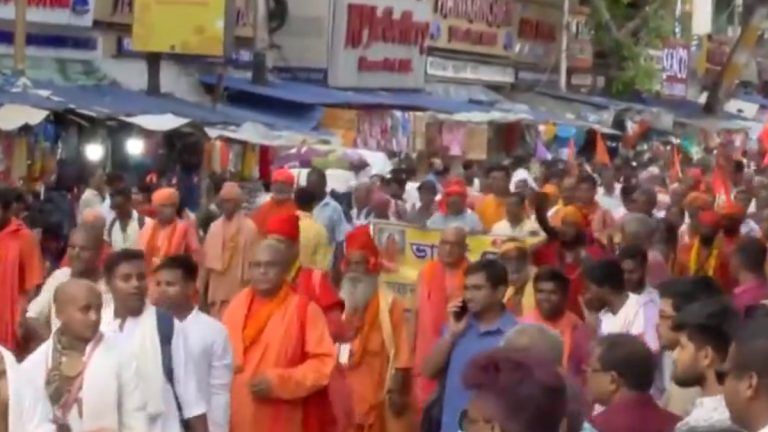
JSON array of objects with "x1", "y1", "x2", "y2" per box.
[
  {"x1": 0, "y1": 0, "x2": 94, "y2": 26},
  {"x1": 328, "y1": 0, "x2": 431, "y2": 89},
  {"x1": 428, "y1": 0, "x2": 518, "y2": 58},
  {"x1": 513, "y1": 0, "x2": 563, "y2": 66},
  {"x1": 662, "y1": 38, "x2": 689, "y2": 98},
  {"x1": 131, "y1": 0, "x2": 229, "y2": 56},
  {"x1": 426, "y1": 56, "x2": 515, "y2": 84}
]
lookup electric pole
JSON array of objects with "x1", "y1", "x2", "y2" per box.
[
  {"x1": 558, "y1": 0, "x2": 570, "y2": 91},
  {"x1": 13, "y1": 0, "x2": 27, "y2": 74},
  {"x1": 251, "y1": 0, "x2": 268, "y2": 84}
]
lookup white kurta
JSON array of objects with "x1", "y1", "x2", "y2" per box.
[
  {"x1": 21, "y1": 334, "x2": 148, "y2": 431},
  {"x1": 26, "y1": 268, "x2": 114, "y2": 332},
  {"x1": 0, "y1": 346, "x2": 54, "y2": 431},
  {"x1": 180, "y1": 309, "x2": 233, "y2": 432},
  {"x1": 101, "y1": 304, "x2": 207, "y2": 432}
]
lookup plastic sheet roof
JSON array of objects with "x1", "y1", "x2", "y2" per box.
[
  {"x1": 0, "y1": 81, "x2": 323, "y2": 131},
  {"x1": 199, "y1": 74, "x2": 491, "y2": 113}
]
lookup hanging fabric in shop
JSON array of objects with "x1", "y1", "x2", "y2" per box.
[
  {"x1": 465, "y1": 123, "x2": 488, "y2": 160},
  {"x1": 0, "y1": 133, "x2": 11, "y2": 184},
  {"x1": 228, "y1": 142, "x2": 243, "y2": 174},
  {"x1": 441, "y1": 121, "x2": 467, "y2": 157},
  {"x1": 321, "y1": 108, "x2": 358, "y2": 147},
  {"x1": 11, "y1": 135, "x2": 27, "y2": 182},
  {"x1": 410, "y1": 112, "x2": 428, "y2": 152},
  {"x1": 242, "y1": 144, "x2": 258, "y2": 179}
]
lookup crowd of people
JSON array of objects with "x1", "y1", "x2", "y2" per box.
[{"x1": 1, "y1": 149, "x2": 768, "y2": 432}]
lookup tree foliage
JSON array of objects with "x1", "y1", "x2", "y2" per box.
[{"x1": 589, "y1": 0, "x2": 675, "y2": 95}]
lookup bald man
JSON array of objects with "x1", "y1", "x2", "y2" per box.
[
  {"x1": 23, "y1": 278, "x2": 147, "y2": 431},
  {"x1": 59, "y1": 210, "x2": 113, "y2": 270},
  {"x1": 413, "y1": 226, "x2": 470, "y2": 410},
  {"x1": 27, "y1": 228, "x2": 113, "y2": 335}
]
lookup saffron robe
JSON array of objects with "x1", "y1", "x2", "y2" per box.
[
  {"x1": 250, "y1": 199, "x2": 298, "y2": 234},
  {"x1": 413, "y1": 260, "x2": 467, "y2": 410},
  {"x1": 475, "y1": 194, "x2": 507, "y2": 231},
  {"x1": 0, "y1": 218, "x2": 44, "y2": 351},
  {"x1": 673, "y1": 240, "x2": 734, "y2": 292},
  {"x1": 343, "y1": 290, "x2": 413, "y2": 432},
  {"x1": 222, "y1": 288, "x2": 336, "y2": 432},
  {"x1": 203, "y1": 213, "x2": 259, "y2": 317}
]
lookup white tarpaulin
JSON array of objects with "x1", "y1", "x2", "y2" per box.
[
  {"x1": 0, "y1": 104, "x2": 50, "y2": 131},
  {"x1": 119, "y1": 113, "x2": 191, "y2": 132}
]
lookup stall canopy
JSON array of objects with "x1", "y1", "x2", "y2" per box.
[
  {"x1": 0, "y1": 80, "x2": 323, "y2": 131},
  {"x1": 199, "y1": 74, "x2": 490, "y2": 113}
]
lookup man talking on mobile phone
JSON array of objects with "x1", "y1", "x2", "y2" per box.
[{"x1": 421, "y1": 258, "x2": 517, "y2": 432}]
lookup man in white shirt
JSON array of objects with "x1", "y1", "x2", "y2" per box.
[
  {"x1": 583, "y1": 258, "x2": 659, "y2": 352},
  {"x1": 102, "y1": 249, "x2": 210, "y2": 432},
  {"x1": 23, "y1": 278, "x2": 147, "y2": 431},
  {"x1": 106, "y1": 186, "x2": 147, "y2": 250},
  {"x1": 671, "y1": 298, "x2": 739, "y2": 431},
  {"x1": 722, "y1": 317, "x2": 768, "y2": 432},
  {"x1": 78, "y1": 168, "x2": 106, "y2": 220},
  {"x1": 596, "y1": 167, "x2": 624, "y2": 219},
  {"x1": 154, "y1": 255, "x2": 233, "y2": 432},
  {"x1": 490, "y1": 192, "x2": 545, "y2": 247},
  {"x1": 27, "y1": 227, "x2": 113, "y2": 334},
  {"x1": 0, "y1": 345, "x2": 54, "y2": 431},
  {"x1": 617, "y1": 245, "x2": 660, "y2": 349}
]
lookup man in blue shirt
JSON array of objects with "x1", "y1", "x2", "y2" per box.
[{"x1": 422, "y1": 258, "x2": 517, "y2": 432}]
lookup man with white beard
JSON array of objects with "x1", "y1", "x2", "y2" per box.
[{"x1": 336, "y1": 225, "x2": 414, "y2": 431}]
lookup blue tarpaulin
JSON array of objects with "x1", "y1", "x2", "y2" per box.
[
  {"x1": 199, "y1": 74, "x2": 491, "y2": 113},
  {"x1": 0, "y1": 81, "x2": 322, "y2": 131}
]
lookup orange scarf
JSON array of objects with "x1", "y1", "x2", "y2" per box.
[
  {"x1": 347, "y1": 292, "x2": 380, "y2": 368},
  {"x1": 242, "y1": 284, "x2": 292, "y2": 351},
  {"x1": 422, "y1": 259, "x2": 468, "y2": 336},
  {"x1": 689, "y1": 237, "x2": 720, "y2": 277},
  {"x1": 143, "y1": 219, "x2": 190, "y2": 268},
  {"x1": 220, "y1": 219, "x2": 242, "y2": 272},
  {"x1": 522, "y1": 308, "x2": 582, "y2": 368}
]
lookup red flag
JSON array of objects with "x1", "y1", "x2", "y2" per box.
[
  {"x1": 594, "y1": 133, "x2": 610, "y2": 166},
  {"x1": 711, "y1": 166, "x2": 733, "y2": 205}
]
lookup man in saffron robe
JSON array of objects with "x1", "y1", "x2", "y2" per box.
[
  {"x1": 413, "y1": 226, "x2": 469, "y2": 410},
  {"x1": 222, "y1": 238, "x2": 336, "y2": 432},
  {"x1": 532, "y1": 200, "x2": 606, "y2": 319},
  {"x1": 138, "y1": 187, "x2": 201, "y2": 269},
  {"x1": 475, "y1": 165, "x2": 511, "y2": 231},
  {"x1": 522, "y1": 267, "x2": 590, "y2": 380},
  {"x1": 0, "y1": 187, "x2": 44, "y2": 352},
  {"x1": 674, "y1": 210, "x2": 733, "y2": 292},
  {"x1": 202, "y1": 182, "x2": 259, "y2": 318},
  {"x1": 337, "y1": 225, "x2": 413, "y2": 432},
  {"x1": 250, "y1": 169, "x2": 298, "y2": 234}
]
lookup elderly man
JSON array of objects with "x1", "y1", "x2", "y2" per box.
[
  {"x1": 336, "y1": 225, "x2": 412, "y2": 432},
  {"x1": 23, "y1": 279, "x2": 147, "y2": 431},
  {"x1": 27, "y1": 227, "x2": 113, "y2": 335},
  {"x1": 250, "y1": 169, "x2": 298, "y2": 233},
  {"x1": 59, "y1": 208, "x2": 112, "y2": 269},
  {"x1": 413, "y1": 226, "x2": 469, "y2": 410},
  {"x1": 620, "y1": 212, "x2": 670, "y2": 287},
  {"x1": 202, "y1": 182, "x2": 258, "y2": 317},
  {"x1": 426, "y1": 179, "x2": 483, "y2": 233},
  {"x1": 222, "y1": 239, "x2": 336, "y2": 432},
  {"x1": 138, "y1": 187, "x2": 201, "y2": 270}
]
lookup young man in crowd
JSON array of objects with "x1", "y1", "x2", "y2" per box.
[
  {"x1": 154, "y1": 255, "x2": 233, "y2": 432},
  {"x1": 657, "y1": 276, "x2": 724, "y2": 417},
  {"x1": 522, "y1": 267, "x2": 591, "y2": 378},
  {"x1": 583, "y1": 258, "x2": 659, "y2": 352},
  {"x1": 476, "y1": 164, "x2": 512, "y2": 231},
  {"x1": 489, "y1": 192, "x2": 545, "y2": 247},
  {"x1": 294, "y1": 187, "x2": 332, "y2": 271},
  {"x1": 23, "y1": 278, "x2": 147, "y2": 431},
  {"x1": 587, "y1": 334, "x2": 679, "y2": 431},
  {"x1": 618, "y1": 244, "x2": 661, "y2": 345},
  {"x1": 421, "y1": 258, "x2": 517, "y2": 432},
  {"x1": 729, "y1": 237, "x2": 768, "y2": 315},
  {"x1": 102, "y1": 249, "x2": 209, "y2": 432},
  {"x1": 107, "y1": 186, "x2": 147, "y2": 251},
  {"x1": 671, "y1": 298, "x2": 740, "y2": 431},
  {"x1": 722, "y1": 317, "x2": 768, "y2": 432}
]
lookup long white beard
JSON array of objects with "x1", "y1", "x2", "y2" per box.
[{"x1": 339, "y1": 273, "x2": 378, "y2": 312}]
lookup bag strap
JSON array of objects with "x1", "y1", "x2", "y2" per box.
[{"x1": 156, "y1": 308, "x2": 187, "y2": 428}]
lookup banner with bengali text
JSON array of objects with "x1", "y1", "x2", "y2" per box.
[
  {"x1": 370, "y1": 220, "x2": 505, "y2": 311},
  {"x1": 132, "y1": 0, "x2": 227, "y2": 56}
]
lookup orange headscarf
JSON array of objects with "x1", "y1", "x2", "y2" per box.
[
  {"x1": 271, "y1": 168, "x2": 296, "y2": 185},
  {"x1": 264, "y1": 213, "x2": 300, "y2": 243},
  {"x1": 344, "y1": 225, "x2": 380, "y2": 272},
  {"x1": 151, "y1": 187, "x2": 180, "y2": 207},
  {"x1": 560, "y1": 205, "x2": 587, "y2": 228}
]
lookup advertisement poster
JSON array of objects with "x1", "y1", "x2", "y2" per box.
[
  {"x1": 371, "y1": 220, "x2": 505, "y2": 311},
  {"x1": 662, "y1": 39, "x2": 690, "y2": 99},
  {"x1": 132, "y1": 0, "x2": 227, "y2": 56}
]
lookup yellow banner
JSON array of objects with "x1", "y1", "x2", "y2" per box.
[
  {"x1": 132, "y1": 0, "x2": 226, "y2": 56},
  {"x1": 371, "y1": 220, "x2": 505, "y2": 311}
]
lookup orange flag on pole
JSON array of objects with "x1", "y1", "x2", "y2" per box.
[{"x1": 594, "y1": 132, "x2": 610, "y2": 165}]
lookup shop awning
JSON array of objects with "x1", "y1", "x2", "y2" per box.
[
  {"x1": 0, "y1": 104, "x2": 50, "y2": 131},
  {"x1": 199, "y1": 74, "x2": 492, "y2": 113}
]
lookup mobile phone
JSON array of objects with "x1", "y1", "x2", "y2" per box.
[{"x1": 453, "y1": 299, "x2": 468, "y2": 321}]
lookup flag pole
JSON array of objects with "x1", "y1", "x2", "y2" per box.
[{"x1": 13, "y1": 0, "x2": 27, "y2": 74}]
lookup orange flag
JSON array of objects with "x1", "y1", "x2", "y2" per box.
[{"x1": 594, "y1": 133, "x2": 610, "y2": 165}]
